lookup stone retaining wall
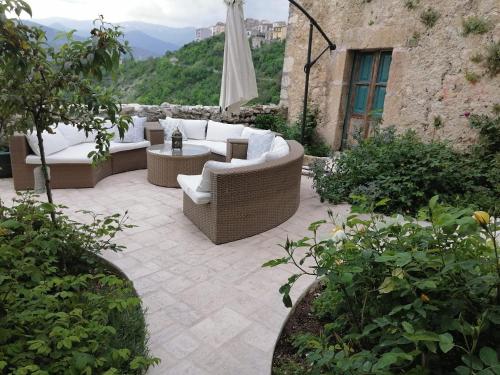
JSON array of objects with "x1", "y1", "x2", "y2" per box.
[{"x1": 121, "y1": 103, "x2": 287, "y2": 126}]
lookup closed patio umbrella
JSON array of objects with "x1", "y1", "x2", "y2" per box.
[{"x1": 220, "y1": 0, "x2": 258, "y2": 114}]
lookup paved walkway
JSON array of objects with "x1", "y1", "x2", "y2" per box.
[{"x1": 0, "y1": 171, "x2": 350, "y2": 375}]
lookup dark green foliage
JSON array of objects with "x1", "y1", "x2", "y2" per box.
[
  {"x1": 265, "y1": 199, "x2": 500, "y2": 374},
  {"x1": 404, "y1": 0, "x2": 419, "y2": 10},
  {"x1": 462, "y1": 16, "x2": 492, "y2": 36},
  {"x1": 420, "y1": 7, "x2": 440, "y2": 28},
  {"x1": 254, "y1": 109, "x2": 331, "y2": 157},
  {"x1": 313, "y1": 113, "x2": 500, "y2": 215},
  {"x1": 0, "y1": 195, "x2": 159, "y2": 374},
  {"x1": 110, "y1": 34, "x2": 285, "y2": 106}
]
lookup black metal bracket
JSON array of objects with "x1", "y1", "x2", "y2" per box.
[{"x1": 287, "y1": 0, "x2": 336, "y2": 145}]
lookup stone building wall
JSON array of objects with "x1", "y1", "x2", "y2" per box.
[
  {"x1": 281, "y1": 0, "x2": 500, "y2": 149},
  {"x1": 121, "y1": 103, "x2": 286, "y2": 126}
]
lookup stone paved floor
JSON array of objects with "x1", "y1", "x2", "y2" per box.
[{"x1": 0, "y1": 171, "x2": 350, "y2": 375}]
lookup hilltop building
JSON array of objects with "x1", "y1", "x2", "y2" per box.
[
  {"x1": 195, "y1": 27, "x2": 212, "y2": 42},
  {"x1": 280, "y1": 0, "x2": 500, "y2": 149}
]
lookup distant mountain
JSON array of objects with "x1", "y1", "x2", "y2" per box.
[
  {"x1": 28, "y1": 17, "x2": 196, "y2": 59},
  {"x1": 22, "y1": 20, "x2": 85, "y2": 47}
]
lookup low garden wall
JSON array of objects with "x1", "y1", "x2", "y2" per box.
[{"x1": 121, "y1": 103, "x2": 287, "y2": 126}]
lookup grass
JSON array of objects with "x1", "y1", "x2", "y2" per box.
[
  {"x1": 420, "y1": 7, "x2": 440, "y2": 28},
  {"x1": 462, "y1": 16, "x2": 492, "y2": 36},
  {"x1": 465, "y1": 70, "x2": 481, "y2": 84},
  {"x1": 484, "y1": 41, "x2": 500, "y2": 77}
]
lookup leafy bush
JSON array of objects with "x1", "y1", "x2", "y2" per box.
[
  {"x1": 0, "y1": 195, "x2": 159, "y2": 374},
  {"x1": 266, "y1": 198, "x2": 500, "y2": 374},
  {"x1": 462, "y1": 16, "x2": 492, "y2": 36},
  {"x1": 484, "y1": 41, "x2": 500, "y2": 77},
  {"x1": 313, "y1": 113, "x2": 500, "y2": 215},
  {"x1": 255, "y1": 109, "x2": 331, "y2": 157},
  {"x1": 420, "y1": 7, "x2": 440, "y2": 28}
]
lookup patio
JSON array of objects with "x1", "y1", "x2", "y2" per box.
[{"x1": 0, "y1": 170, "x2": 350, "y2": 375}]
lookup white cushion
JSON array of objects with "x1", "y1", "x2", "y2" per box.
[
  {"x1": 206, "y1": 120, "x2": 244, "y2": 142},
  {"x1": 56, "y1": 123, "x2": 88, "y2": 146},
  {"x1": 247, "y1": 133, "x2": 275, "y2": 160},
  {"x1": 196, "y1": 160, "x2": 235, "y2": 192},
  {"x1": 25, "y1": 130, "x2": 69, "y2": 156},
  {"x1": 241, "y1": 127, "x2": 271, "y2": 139},
  {"x1": 265, "y1": 136, "x2": 290, "y2": 161},
  {"x1": 26, "y1": 143, "x2": 96, "y2": 164},
  {"x1": 180, "y1": 119, "x2": 207, "y2": 140},
  {"x1": 177, "y1": 174, "x2": 212, "y2": 205},
  {"x1": 159, "y1": 117, "x2": 188, "y2": 141},
  {"x1": 114, "y1": 116, "x2": 146, "y2": 143},
  {"x1": 109, "y1": 141, "x2": 151, "y2": 154},
  {"x1": 184, "y1": 140, "x2": 227, "y2": 156},
  {"x1": 231, "y1": 154, "x2": 266, "y2": 167}
]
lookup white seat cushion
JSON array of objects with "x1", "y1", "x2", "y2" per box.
[
  {"x1": 56, "y1": 123, "x2": 88, "y2": 146},
  {"x1": 206, "y1": 120, "x2": 244, "y2": 142},
  {"x1": 114, "y1": 116, "x2": 147, "y2": 143},
  {"x1": 184, "y1": 140, "x2": 227, "y2": 156},
  {"x1": 230, "y1": 155, "x2": 266, "y2": 167},
  {"x1": 247, "y1": 133, "x2": 275, "y2": 160},
  {"x1": 109, "y1": 141, "x2": 150, "y2": 154},
  {"x1": 177, "y1": 174, "x2": 212, "y2": 205},
  {"x1": 26, "y1": 143, "x2": 97, "y2": 165},
  {"x1": 180, "y1": 119, "x2": 208, "y2": 140},
  {"x1": 25, "y1": 129, "x2": 70, "y2": 156},
  {"x1": 241, "y1": 127, "x2": 271, "y2": 139}
]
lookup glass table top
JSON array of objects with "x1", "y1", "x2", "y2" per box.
[{"x1": 147, "y1": 143, "x2": 210, "y2": 157}]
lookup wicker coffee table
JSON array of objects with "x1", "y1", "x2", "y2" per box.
[{"x1": 147, "y1": 143, "x2": 211, "y2": 188}]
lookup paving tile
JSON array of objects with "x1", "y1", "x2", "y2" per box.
[
  {"x1": 162, "y1": 332, "x2": 201, "y2": 360},
  {"x1": 189, "y1": 307, "x2": 252, "y2": 348}
]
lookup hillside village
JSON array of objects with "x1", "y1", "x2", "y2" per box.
[{"x1": 196, "y1": 18, "x2": 287, "y2": 48}]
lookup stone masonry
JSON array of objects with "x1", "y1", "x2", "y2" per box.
[
  {"x1": 281, "y1": 0, "x2": 500, "y2": 149},
  {"x1": 121, "y1": 103, "x2": 287, "y2": 127}
]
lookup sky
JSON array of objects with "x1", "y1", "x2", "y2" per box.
[{"x1": 23, "y1": 0, "x2": 290, "y2": 28}]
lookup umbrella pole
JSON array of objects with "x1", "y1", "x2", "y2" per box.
[{"x1": 301, "y1": 23, "x2": 314, "y2": 145}]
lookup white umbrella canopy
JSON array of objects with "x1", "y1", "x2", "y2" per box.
[{"x1": 220, "y1": 0, "x2": 258, "y2": 115}]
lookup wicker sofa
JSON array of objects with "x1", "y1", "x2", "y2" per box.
[
  {"x1": 180, "y1": 139, "x2": 304, "y2": 244},
  {"x1": 10, "y1": 122, "x2": 164, "y2": 190}
]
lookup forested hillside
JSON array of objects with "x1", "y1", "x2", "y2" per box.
[{"x1": 111, "y1": 34, "x2": 285, "y2": 106}]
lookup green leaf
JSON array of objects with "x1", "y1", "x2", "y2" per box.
[
  {"x1": 378, "y1": 277, "x2": 396, "y2": 294},
  {"x1": 262, "y1": 257, "x2": 289, "y2": 268},
  {"x1": 480, "y1": 347, "x2": 498, "y2": 367},
  {"x1": 402, "y1": 321, "x2": 414, "y2": 334},
  {"x1": 438, "y1": 333, "x2": 454, "y2": 353},
  {"x1": 462, "y1": 354, "x2": 484, "y2": 371}
]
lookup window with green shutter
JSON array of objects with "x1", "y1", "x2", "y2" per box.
[{"x1": 341, "y1": 50, "x2": 393, "y2": 149}]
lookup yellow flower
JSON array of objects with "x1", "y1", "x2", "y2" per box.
[
  {"x1": 420, "y1": 293, "x2": 430, "y2": 303},
  {"x1": 473, "y1": 211, "x2": 490, "y2": 226}
]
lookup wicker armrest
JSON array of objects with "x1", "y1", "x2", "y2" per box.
[
  {"x1": 10, "y1": 133, "x2": 30, "y2": 164},
  {"x1": 226, "y1": 139, "x2": 248, "y2": 162},
  {"x1": 145, "y1": 122, "x2": 164, "y2": 145}
]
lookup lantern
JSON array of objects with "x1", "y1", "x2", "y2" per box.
[{"x1": 171, "y1": 127, "x2": 183, "y2": 152}]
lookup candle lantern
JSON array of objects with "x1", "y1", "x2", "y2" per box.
[{"x1": 171, "y1": 127, "x2": 183, "y2": 152}]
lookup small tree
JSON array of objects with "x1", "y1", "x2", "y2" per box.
[{"x1": 0, "y1": 0, "x2": 131, "y2": 223}]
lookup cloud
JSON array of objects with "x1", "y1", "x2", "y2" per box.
[{"x1": 26, "y1": 0, "x2": 289, "y2": 27}]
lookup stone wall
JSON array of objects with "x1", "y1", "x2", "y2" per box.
[
  {"x1": 281, "y1": 0, "x2": 500, "y2": 149},
  {"x1": 121, "y1": 103, "x2": 286, "y2": 126}
]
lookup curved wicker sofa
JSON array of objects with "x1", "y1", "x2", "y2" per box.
[
  {"x1": 182, "y1": 140, "x2": 304, "y2": 244},
  {"x1": 10, "y1": 123, "x2": 164, "y2": 190}
]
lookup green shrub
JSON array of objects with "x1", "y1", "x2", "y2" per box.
[
  {"x1": 420, "y1": 7, "x2": 440, "y2": 28},
  {"x1": 462, "y1": 16, "x2": 492, "y2": 36},
  {"x1": 0, "y1": 195, "x2": 159, "y2": 374},
  {"x1": 265, "y1": 198, "x2": 500, "y2": 374},
  {"x1": 313, "y1": 112, "x2": 500, "y2": 215},
  {"x1": 484, "y1": 41, "x2": 500, "y2": 77},
  {"x1": 255, "y1": 109, "x2": 332, "y2": 157}
]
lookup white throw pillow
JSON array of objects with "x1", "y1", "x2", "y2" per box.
[
  {"x1": 25, "y1": 129, "x2": 69, "y2": 156},
  {"x1": 180, "y1": 119, "x2": 208, "y2": 140},
  {"x1": 196, "y1": 160, "x2": 235, "y2": 192},
  {"x1": 206, "y1": 120, "x2": 244, "y2": 142},
  {"x1": 241, "y1": 127, "x2": 271, "y2": 139},
  {"x1": 265, "y1": 136, "x2": 290, "y2": 161},
  {"x1": 115, "y1": 116, "x2": 147, "y2": 143},
  {"x1": 247, "y1": 133, "x2": 275, "y2": 160},
  {"x1": 56, "y1": 123, "x2": 88, "y2": 146},
  {"x1": 159, "y1": 118, "x2": 188, "y2": 141}
]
